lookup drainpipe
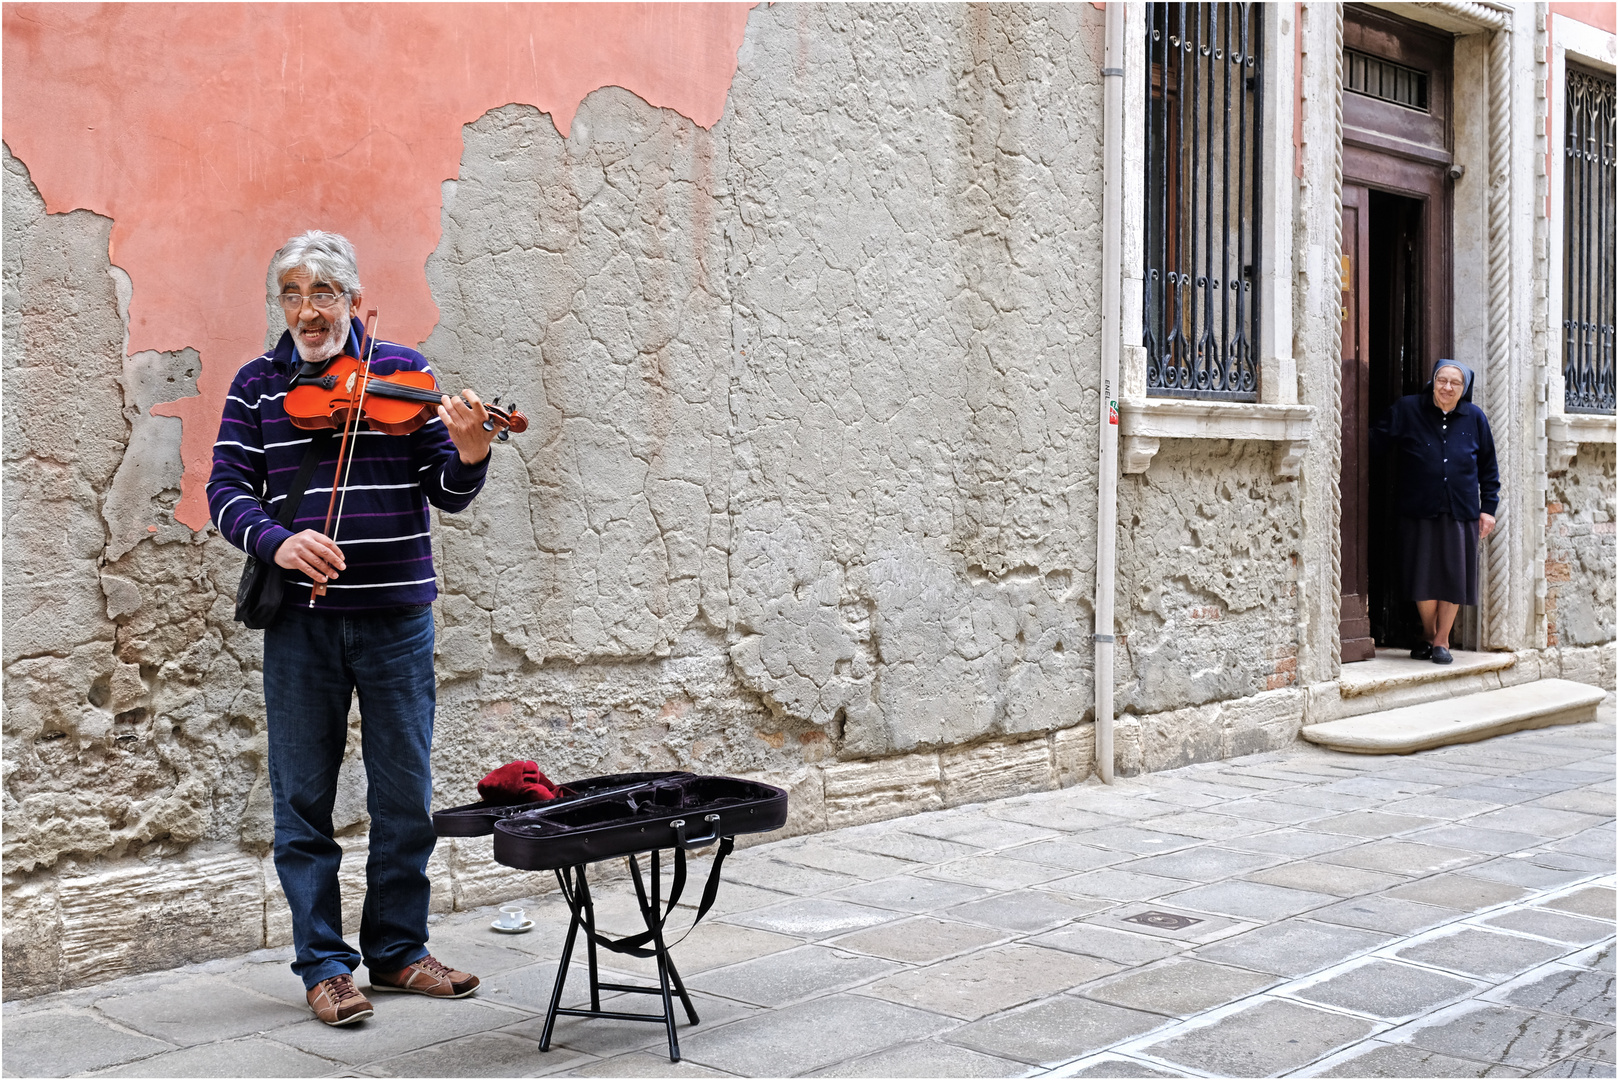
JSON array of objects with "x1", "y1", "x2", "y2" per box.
[{"x1": 1093, "y1": 1, "x2": 1125, "y2": 784}]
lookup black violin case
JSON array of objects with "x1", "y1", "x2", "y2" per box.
[
  {"x1": 491, "y1": 774, "x2": 789, "y2": 871},
  {"x1": 432, "y1": 771, "x2": 694, "y2": 837}
]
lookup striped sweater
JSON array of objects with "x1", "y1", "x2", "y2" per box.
[{"x1": 207, "y1": 327, "x2": 488, "y2": 613}]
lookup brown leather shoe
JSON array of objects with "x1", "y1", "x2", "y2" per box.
[
  {"x1": 369, "y1": 955, "x2": 479, "y2": 998},
  {"x1": 306, "y1": 973, "x2": 374, "y2": 1025}
]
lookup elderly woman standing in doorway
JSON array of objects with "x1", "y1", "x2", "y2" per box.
[{"x1": 1373, "y1": 360, "x2": 1500, "y2": 664}]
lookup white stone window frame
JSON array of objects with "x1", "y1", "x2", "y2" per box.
[
  {"x1": 1545, "y1": 11, "x2": 1618, "y2": 474},
  {"x1": 1118, "y1": 2, "x2": 1312, "y2": 479}
]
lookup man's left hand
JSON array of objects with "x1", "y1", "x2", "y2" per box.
[
  {"x1": 1479, "y1": 512, "x2": 1496, "y2": 539},
  {"x1": 439, "y1": 390, "x2": 496, "y2": 465}
]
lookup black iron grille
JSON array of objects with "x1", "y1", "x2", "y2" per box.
[
  {"x1": 1143, "y1": 2, "x2": 1264, "y2": 401},
  {"x1": 1345, "y1": 48, "x2": 1430, "y2": 112},
  {"x1": 1564, "y1": 65, "x2": 1616, "y2": 415}
]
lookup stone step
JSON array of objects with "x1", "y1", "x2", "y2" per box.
[
  {"x1": 1338, "y1": 648, "x2": 1517, "y2": 698},
  {"x1": 1300, "y1": 678, "x2": 1607, "y2": 755}
]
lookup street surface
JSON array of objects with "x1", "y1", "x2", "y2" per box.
[{"x1": 4, "y1": 697, "x2": 1613, "y2": 1078}]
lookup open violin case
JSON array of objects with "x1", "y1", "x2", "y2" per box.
[
  {"x1": 431, "y1": 772, "x2": 695, "y2": 837},
  {"x1": 493, "y1": 775, "x2": 789, "y2": 871},
  {"x1": 436, "y1": 769, "x2": 788, "y2": 1063}
]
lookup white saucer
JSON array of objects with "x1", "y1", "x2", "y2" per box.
[{"x1": 490, "y1": 918, "x2": 534, "y2": 934}]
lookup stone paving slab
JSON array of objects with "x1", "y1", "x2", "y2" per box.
[
  {"x1": 1495, "y1": 964, "x2": 1617, "y2": 1022},
  {"x1": 823, "y1": 872, "x2": 992, "y2": 913},
  {"x1": 807, "y1": 1040, "x2": 1026, "y2": 1078},
  {"x1": 1546, "y1": 886, "x2": 1618, "y2": 920},
  {"x1": 684, "y1": 943, "x2": 899, "y2": 1008},
  {"x1": 6, "y1": 700, "x2": 1613, "y2": 1079},
  {"x1": 1381, "y1": 872, "x2": 1532, "y2": 911},
  {"x1": 1287, "y1": 958, "x2": 1481, "y2": 1020},
  {"x1": 1246, "y1": 859, "x2": 1405, "y2": 897},
  {"x1": 858, "y1": 943, "x2": 1116, "y2": 1021},
  {"x1": 1388, "y1": 1001, "x2": 1615, "y2": 1071},
  {"x1": 1310, "y1": 893, "x2": 1459, "y2": 935},
  {"x1": 676, "y1": 995, "x2": 952, "y2": 1076},
  {"x1": 1309, "y1": 1041, "x2": 1529, "y2": 1076},
  {"x1": 1394, "y1": 926, "x2": 1576, "y2": 981},
  {"x1": 93, "y1": 1036, "x2": 342, "y2": 1078},
  {"x1": 89, "y1": 975, "x2": 309, "y2": 1046},
  {"x1": 1, "y1": 1012, "x2": 177, "y2": 1076},
  {"x1": 358, "y1": 1030, "x2": 587, "y2": 1078},
  {"x1": 1191, "y1": 919, "x2": 1395, "y2": 977},
  {"x1": 1079, "y1": 958, "x2": 1277, "y2": 1017},
  {"x1": 263, "y1": 996, "x2": 532, "y2": 1067},
  {"x1": 1159, "y1": 879, "x2": 1338, "y2": 921},
  {"x1": 944, "y1": 995, "x2": 1167, "y2": 1066},
  {"x1": 828, "y1": 915, "x2": 1010, "y2": 964},
  {"x1": 1130, "y1": 998, "x2": 1379, "y2": 1076}
]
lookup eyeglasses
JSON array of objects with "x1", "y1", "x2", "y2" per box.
[{"x1": 277, "y1": 290, "x2": 347, "y2": 312}]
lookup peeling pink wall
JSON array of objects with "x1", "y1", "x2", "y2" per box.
[
  {"x1": 3, "y1": 3, "x2": 753, "y2": 528},
  {"x1": 1551, "y1": 2, "x2": 1617, "y2": 34}
]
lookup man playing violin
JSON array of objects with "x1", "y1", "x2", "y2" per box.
[{"x1": 207, "y1": 231, "x2": 495, "y2": 1026}]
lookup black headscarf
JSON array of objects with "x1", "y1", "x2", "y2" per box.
[{"x1": 1425, "y1": 359, "x2": 1475, "y2": 404}]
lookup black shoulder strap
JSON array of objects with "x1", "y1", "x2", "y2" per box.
[
  {"x1": 568, "y1": 837, "x2": 736, "y2": 959},
  {"x1": 275, "y1": 433, "x2": 329, "y2": 529}
]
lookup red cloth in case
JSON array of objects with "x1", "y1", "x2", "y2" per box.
[{"x1": 477, "y1": 760, "x2": 558, "y2": 805}]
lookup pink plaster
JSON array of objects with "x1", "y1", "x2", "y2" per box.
[
  {"x1": 1550, "y1": 2, "x2": 1616, "y2": 34},
  {"x1": 3, "y1": 3, "x2": 754, "y2": 529}
]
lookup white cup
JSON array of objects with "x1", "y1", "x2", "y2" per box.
[{"x1": 497, "y1": 904, "x2": 526, "y2": 928}]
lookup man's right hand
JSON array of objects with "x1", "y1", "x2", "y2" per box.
[{"x1": 274, "y1": 530, "x2": 345, "y2": 583}]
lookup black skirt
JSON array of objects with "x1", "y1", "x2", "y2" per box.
[{"x1": 1399, "y1": 514, "x2": 1480, "y2": 605}]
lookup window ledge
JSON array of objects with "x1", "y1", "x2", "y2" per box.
[
  {"x1": 1118, "y1": 399, "x2": 1315, "y2": 478},
  {"x1": 1546, "y1": 412, "x2": 1616, "y2": 473}
]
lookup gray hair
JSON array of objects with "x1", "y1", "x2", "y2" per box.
[{"x1": 267, "y1": 230, "x2": 363, "y2": 300}]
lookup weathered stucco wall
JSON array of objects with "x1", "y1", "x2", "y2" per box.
[
  {"x1": 1547, "y1": 445, "x2": 1617, "y2": 649},
  {"x1": 722, "y1": 4, "x2": 1104, "y2": 756},
  {"x1": 1, "y1": 4, "x2": 1114, "y2": 998},
  {"x1": 1112, "y1": 441, "x2": 1306, "y2": 771}
]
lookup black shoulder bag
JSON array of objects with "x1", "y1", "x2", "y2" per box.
[{"x1": 234, "y1": 433, "x2": 329, "y2": 629}]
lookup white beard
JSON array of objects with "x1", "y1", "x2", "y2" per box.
[{"x1": 293, "y1": 309, "x2": 352, "y2": 364}]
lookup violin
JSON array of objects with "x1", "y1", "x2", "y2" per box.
[
  {"x1": 291, "y1": 310, "x2": 525, "y2": 608},
  {"x1": 285, "y1": 355, "x2": 528, "y2": 437}
]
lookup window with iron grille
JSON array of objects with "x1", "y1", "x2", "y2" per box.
[
  {"x1": 1345, "y1": 48, "x2": 1429, "y2": 112},
  {"x1": 1564, "y1": 65, "x2": 1616, "y2": 415},
  {"x1": 1143, "y1": 2, "x2": 1264, "y2": 400}
]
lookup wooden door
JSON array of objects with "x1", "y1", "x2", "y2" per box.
[
  {"x1": 1338, "y1": 5, "x2": 1456, "y2": 660},
  {"x1": 1340, "y1": 184, "x2": 1376, "y2": 663}
]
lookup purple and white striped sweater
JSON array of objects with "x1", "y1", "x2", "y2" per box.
[{"x1": 207, "y1": 327, "x2": 488, "y2": 613}]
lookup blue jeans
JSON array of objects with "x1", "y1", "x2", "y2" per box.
[{"x1": 263, "y1": 605, "x2": 437, "y2": 989}]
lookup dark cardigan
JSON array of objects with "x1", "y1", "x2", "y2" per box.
[{"x1": 1371, "y1": 392, "x2": 1500, "y2": 522}]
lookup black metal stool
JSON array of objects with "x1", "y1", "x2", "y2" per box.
[{"x1": 539, "y1": 837, "x2": 729, "y2": 1063}]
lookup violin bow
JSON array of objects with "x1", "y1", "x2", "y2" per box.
[
  {"x1": 330, "y1": 310, "x2": 381, "y2": 542},
  {"x1": 308, "y1": 309, "x2": 380, "y2": 607}
]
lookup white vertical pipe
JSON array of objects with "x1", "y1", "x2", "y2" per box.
[{"x1": 1095, "y1": 1, "x2": 1125, "y2": 785}]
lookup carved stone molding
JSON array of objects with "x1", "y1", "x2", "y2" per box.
[
  {"x1": 1546, "y1": 413, "x2": 1617, "y2": 474},
  {"x1": 1117, "y1": 400, "x2": 1315, "y2": 477},
  {"x1": 1122, "y1": 436, "x2": 1160, "y2": 474}
]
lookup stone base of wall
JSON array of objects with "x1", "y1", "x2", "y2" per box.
[{"x1": 6, "y1": 643, "x2": 1611, "y2": 1000}]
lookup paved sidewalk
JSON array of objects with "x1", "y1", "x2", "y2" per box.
[{"x1": 5, "y1": 699, "x2": 1614, "y2": 1079}]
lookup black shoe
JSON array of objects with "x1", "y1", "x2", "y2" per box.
[
  {"x1": 1410, "y1": 643, "x2": 1433, "y2": 661},
  {"x1": 1431, "y1": 646, "x2": 1453, "y2": 665}
]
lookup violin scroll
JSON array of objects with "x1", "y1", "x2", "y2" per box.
[{"x1": 480, "y1": 398, "x2": 528, "y2": 441}]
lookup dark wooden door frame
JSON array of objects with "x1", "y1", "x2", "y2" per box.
[
  {"x1": 1338, "y1": 4, "x2": 1456, "y2": 663},
  {"x1": 1340, "y1": 184, "x2": 1376, "y2": 663}
]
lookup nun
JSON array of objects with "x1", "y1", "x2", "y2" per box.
[{"x1": 1372, "y1": 360, "x2": 1500, "y2": 664}]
